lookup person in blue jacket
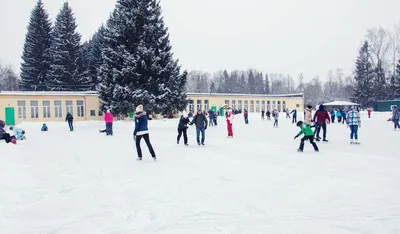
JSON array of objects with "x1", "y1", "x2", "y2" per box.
[
  {"x1": 41, "y1": 123, "x2": 48, "y2": 131},
  {"x1": 133, "y1": 104, "x2": 156, "y2": 160},
  {"x1": 9, "y1": 126, "x2": 26, "y2": 140},
  {"x1": 290, "y1": 109, "x2": 297, "y2": 124}
]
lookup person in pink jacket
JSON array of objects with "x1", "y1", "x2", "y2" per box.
[{"x1": 100, "y1": 110, "x2": 114, "y2": 136}]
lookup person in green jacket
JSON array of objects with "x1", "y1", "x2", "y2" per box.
[{"x1": 294, "y1": 121, "x2": 319, "y2": 152}]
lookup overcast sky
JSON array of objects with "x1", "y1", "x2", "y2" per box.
[{"x1": 1, "y1": 0, "x2": 400, "y2": 80}]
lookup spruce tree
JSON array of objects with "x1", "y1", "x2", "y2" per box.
[
  {"x1": 264, "y1": 74, "x2": 271, "y2": 94},
  {"x1": 352, "y1": 41, "x2": 375, "y2": 107},
  {"x1": 98, "y1": 0, "x2": 187, "y2": 115},
  {"x1": 395, "y1": 59, "x2": 400, "y2": 99},
  {"x1": 48, "y1": 2, "x2": 86, "y2": 91},
  {"x1": 86, "y1": 25, "x2": 106, "y2": 90},
  {"x1": 20, "y1": 0, "x2": 52, "y2": 91}
]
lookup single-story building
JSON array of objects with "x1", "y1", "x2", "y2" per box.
[
  {"x1": 374, "y1": 100, "x2": 400, "y2": 112},
  {"x1": 0, "y1": 91, "x2": 304, "y2": 125}
]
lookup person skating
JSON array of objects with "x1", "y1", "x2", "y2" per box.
[
  {"x1": 261, "y1": 110, "x2": 265, "y2": 120},
  {"x1": 105, "y1": 110, "x2": 114, "y2": 135},
  {"x1": 226, "y1": 109, "x2": 234, "y2": 137},
  {"x1": 367, "y1": 108, "x2": 372, "y2": 118},
  {"x1": 330, "y1": 108, "x2": 336, "y2": 123},
  {"x1": 346, "y1": 106, "x2": 361, "y2": 144},
  {"x1": 286, "y1": 108, "x2": 291, "y2": 118},
  {"x1": 65, "y1": 112, "x2": 74, "y2": 131},
  {"x1": 290, "y1": 109, "x2": 297, "y2": 124},
  {"x1": 189, "y1": 110, "x2": 208, "y2": 145},
  {"x1": 341, "y1": 109, "x2": 347, "y2": 124},
  {"x1": 134, "y1": 105, "x2": 156, "y2": 160},
  {"x1": 0, "y1": 120, "x2": 16, "y2": 144},
  {"x1": 305, "y1": 105, "x2": 313, "y2": 125},
  {"x1": 313, "y1": 104, "x2": 330, "y2": 142},
  {"x1": 266, "y1": 110, "x2": 271, "y2": 120},
  {"x1": 391, "y1": 106, "x2": 400, "y2": 130},
  {"x1": 273, "y1": 109, "x2": 279, "y2": 127},
  {"x1": 336, "y1": 110, "x2": 342, "y2": 123},
  {"x1": 177, "y1": 111, "x2": 190, "y2": 145},
  {"x1": 208, "y1": 110, "x2": 214, "y2": 127},
  {"x1": 41, "y1": 123, "x2": 48, "y2": 131},
  {"x1": 9, "y1": 126, "x2": 26, "y2": 140},
  {"x1": 294, "y1": 121, "x2": 319, "y2": 152},
  {"x1": 243, "y1": 109, "x2": 249, "y2": 124}
]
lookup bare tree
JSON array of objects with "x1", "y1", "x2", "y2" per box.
[
  {"x1": 0, "y1": 62, "x2": 19, "y2": 91},
  {"x1": 366, "y1": 27, "x2": 393, "y2": 69}
]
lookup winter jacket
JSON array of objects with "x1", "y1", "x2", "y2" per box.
[
  {"x1": 290, "y1": 109, "x2": 297, "y2": 116},
  {"x1": 41, "y1": 125, "x2": 48, "y2": 131},
  {"x1": 336, "y1": 111, "x2": 342, "y2": 117},
  {"x1": 346, "y1": 109, "x2": 361, "y2": 126},
  {"x1": 12, "y1": 127, "x2": 25, "y2": 140},
  {"x1": 226, "y1": 112, "x2": 234, "y2": 124},
  {"x1": 392, "y1": 108, "x2": 399, "y2": 120},
  {"x1": 134, "y1": 111, "x2": 149, "y2": 136},
  {"x1": 244, "y1": 111, "x2": 248, "y2": 118},
  {"x1": 305, "y1": 108, "x2": 312, "y2": 125},
  {"x1": 313, "y1": 105, "x2": 330, "y2": 124},
  {"x1": 208, "y1": 111, "x2": 215, "y2": 120},
  {"x1": 191, "y1": 113, "x2": 208, "y2": 129},
  {"x1": 367, "y1": 109, "x2": 372, "y2": 115},
  {"x1": 273, "y1": 110, "x2": 279, "y2": 119},
  {"x1": 296, "y1": 123, "x2": 314, "y2": 137},
  {"x1": 65, "y1": 113, "x2": 74, "y2": 122},
  {"x1": 104, "y1": 112, "x2": 113, "y2": 123},
  {"x1": 0, "y1": 120, "x2": 5, "y2": 136},
  {"x1": 178, "y1": 116, "x2": 190, "y2": 129}
]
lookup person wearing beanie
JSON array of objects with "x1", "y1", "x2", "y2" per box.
[
  {"x1": 226, "y1": 109, "x2": 234, "y2": 137},
  {"x1": 294, "y1": 121, "x2": 319, "y2": 152},
  {"x1": 189, "y1": 109, "x2": 208, "y2": 145},
  {"x1": 346, "y1": 106, "x2": 361, "y2": 144},
  {"x1": 177, "y1": 111, "x2": 190, "y2": 145},
  {"x1": 313, "y1": 104, "x2": 330, "y2": 142},
  {"x1": 133, "y1": 105, "x2": 156, "y2": 160},
  {"x1": 41, "y1": 123, "x2": 48, "y2": 132},
  {"x1": 0, "y1": 120, "x2": 17, "y2": 144}
]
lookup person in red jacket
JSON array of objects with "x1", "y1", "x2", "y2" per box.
[
  {"x1": 313, "y1": 104, "x2": 330, "y2": 142},
  {"x1": 226, "y1": 109, "x2": 234, "y2": 137},
  {"x1": 99, "y1": 110, "x2": 114, "y2": 136},
  {"x1": 367, "y1": 108, "x2": 371, "y2": 118}
]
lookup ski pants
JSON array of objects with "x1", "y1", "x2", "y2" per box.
[
  {"x1": 393, "y1": 119, "x2": 400, "y2": 129},
  {"x1": 0, "y1": 133, "x2": 16, "y2": 143},
  {"x1": 135, "y1": 133, "x2": 156, "y2": 158},
  {"x1": 244, "y1": 117, "x2": 249, "y2": 124},
  {"x1": 209, "y1": 118, "x2": 214, "y2": 126},
  {"x1": 299, "y1": 135, "x2": 319, "y2": 151},
  {"x1": 106, "y1": 122, "x2": 113, "y2": 135},
  {"x1": 314, "y1": 122, "x2": 327, "y2": 140},
  {"x1": 177, "y1": 127, "x2": 188, "y2": 144},
  {"x1": 349, "y1": 125, "x2": 359, "y2": 140},
  {"x1": 292, "y1": 115, "x2": 297, "y2": 124},
  {"x1": 273, "y1": 118, "x2": 278, "y2": 127},
  {"x1": 331, "y1": 116, "x2": 335, "y2": 123},
  {"x1": 227, "y1": 122, "x2": 233, "y2": 137},
  {"x1": 196, "y1": 127, "x2": 205, "y2": 144},
  {"x1": 68, "y1": 121, "x2": 74, "y2": 131}
]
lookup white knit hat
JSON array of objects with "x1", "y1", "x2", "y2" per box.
[
  {"x1": 182, "y1": 111, "x2": 188, "y2": 118},
  {"x1": 136, "y1": 105, "x2": 143, "y2": 112}
]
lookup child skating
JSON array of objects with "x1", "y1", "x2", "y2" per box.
[
  {"x1": 294, "y1": 121, "x2": 319, "y2": 152},
  {"x1": 346, "y1": 106, "x2": 361, "y2": 144}
]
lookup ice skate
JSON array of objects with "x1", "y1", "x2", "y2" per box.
[{"x1": 137, "y1": 157, "x2": 142, "y2": 161}]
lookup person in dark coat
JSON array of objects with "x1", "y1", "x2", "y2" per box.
[
  {"x1": 290, "y1": 109, "x2": 297, "y2": 124},
  {"x1": 208, "y1": 110, "x2": 214, "y2": 127},
  {"x1": 177, "y1": 111, "x2": 190, "y2": 145},
  {"x1": 313, "y1": 104, "x2": 331, "y2": 142},
  {"x1": 134, "y1": 105, "x2": 156, "y2": 160},
  {"x1": 65, "y1": 112, "x2": 74, "y2": 131},
  {"x1": 0, "y1": 120, "x2": 16, "y2": 144},
  {"x1": 266, "y1": 110, "x2": 271, "y2": 120},
  {"x1": 190, "y1": 110, "x2": 208, "y2": 145},
  {"x1": 261, "y1": 110, "x2": 265, "y2": 120},
  {"x1": 243, "y1": 109, "x2": 249, "y2": 124}
]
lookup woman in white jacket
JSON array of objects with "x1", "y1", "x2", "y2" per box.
[{"x1": 305, "y1": 105, "x2": 313, "y2": 125}]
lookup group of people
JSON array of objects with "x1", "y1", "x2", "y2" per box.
[{"x1": 0, "y1": 120, "x2": 26, "y2": 144}]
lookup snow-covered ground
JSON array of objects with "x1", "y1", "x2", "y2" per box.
[{"x1": 1, "y1": 112, "x2": 400, "y2": 234}]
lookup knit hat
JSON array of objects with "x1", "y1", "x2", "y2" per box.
[
  {"x1": 136, "y1": 105, "x2": 143, "y2": 112},
  {"x1": 182, "y1": 111, "x2": 188, "y2": 118},
  {"x1": 296, "y1": 121, "x2": 304, "y2": 127}
]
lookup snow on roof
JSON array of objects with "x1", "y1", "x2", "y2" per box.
[
  {"x1": 323, "y1": 101, "x2": 360, "y2": 106},
  {"x1": 0, "y1": 91, "x2": 98, "y2": 96},
  {"x1": 187, "y1": 92, "x2": 304, "y2": 98}
]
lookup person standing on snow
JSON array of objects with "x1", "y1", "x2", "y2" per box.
[
  {"x1": 286, "y1": 108, "x2": 291, "y2": 119},
  {"x1": 243, "y1": 109, "x2": 249, "y2": 124},
  {"x1": 65, "y1": 112, "x2": 74, "y2": 131},
  {"x1": 266, "y1": 110, "x2": 271, "y2": 121},
  {"x1": 313, "y1": 104, "x2": 330, "y2": 142},
  {"x1": 134, "y1": 105, "x2": 156, "y2": 160},
  {"x1": 261, "y1": 110, "x2": 265, "y2": 120},
  {"x1": 208, "y1": 110, "x2": 214, "y2": 127},
  {"x1": 305, "y1": 105, "x2": 313, "y2": 125},
  {"x1": 336, "y1": 110, "x2": 342, "y2": 123},
  {"x1": 391, "y1": 106, "x2": 400, "y2": 130},
  {"x1": 290, "y1": 109, "x2": 297, "y2": 124},
  {"x1": 104, "y1": 110, "x2": 114, "y2": 135},
  {"x1": 330, "y1": 108, "x2": 336, "y2": 123},
  {"x1": 190, "y1": 110, "x2": 208, "y2": 145},
  {"x1": 367, "y1": 108, "x2": 372, "y2": 118},
  {"x1": 226, "y1": 109, "x2": 234, "y2": 137},
  {"x1": 177, "y1": 111, "x2": 190, "y2": 145},
  {"x1": 294, "y1": 121, "x2": 319, "y2": 152},
  {"x1": 346, "y1": 106, "x2": 361, "y2": 144},
  {"x1": 273, "y1": 109, "x2": 279, "y2": 127}
]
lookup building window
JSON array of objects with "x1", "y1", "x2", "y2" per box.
[
  {"x1": 225, "y1": 100, "x2": 230, "y2": 107},
  {"x1": 204, "y1": 100, "x2": 209, "y2": 111},
  {"x1": 283, "y1": 101, "x2": 287, "y2": 111},
  {"x1": 90, "y1": 110, "x2": 96, "y2": 116},
  {"x1": 256, "y1": 100, "x2": 260, "y2": 112},
  {"x1": 197, "y1": 100, "x2": 202, "y2": 112},
  {"x1": 188, "y1": 100, "x2": 194, "y2": 113},
  {"x1": 54, "y1": 100, "x2": 62, "y2": 118},
  {"x1": 30, "y1": 101, "x2": 39, "y2": 119},
  {"x1": 250, "y1": 100, "x2": 254, "y2": 112},
  {"x1": 17, "y1": 101, "x2": 26, "y2": 119},
  {"x1": 277, "y1": 101, "x2": 281, "y2": 111},
  {"x1": 296, "y1": 104, "x2": 300, "y2": 108},
  {"x1": 272, "y1": 100, "x2": 276, "y2": 109},
  {"x1": 77, "y1": 100, "x2": 84, "y2": 117},
  {"x1": 43, "y1": 101, "x2": 51, "y2": 118},
  {"x1": 98, "y1": 110, "x2": 104, "y2": 116},
  {"x1": 244, "y1": 100, "x2": 248, "y2": 111},
  {"x1": 66, "y1": 100, "x2": 73, "y2": 116},
  {"x1": 238, "y1": 100, "x2": 242, "y2": 112},
  {"x1": 232, "y1": 100, "x2": 236, "y2": 110}
]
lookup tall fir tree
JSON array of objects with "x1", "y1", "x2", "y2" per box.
[
  {"x1": 98, "y1": 0, "x2": 187, "y2": 115},
  {"x1": 395, "y1": 59, "x2": 400, "y2": 99},
  {"x1": 86, "y1": 25, "x2": 106, "y2": 90},
  {"x1": 264, "y1": 74, "x2": 270, "y2": 94},
  {"x1": 352, "y1": 41, "x2": 375, "y2": 107},
  {"x1": 20, "y1": 0, "x2": 52, "y2": 91},
  {"x1": 47, "y1": 2, "x2": 87, "y2": 91}
]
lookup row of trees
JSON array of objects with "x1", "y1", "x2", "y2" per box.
[{"x1": 0, "y1": 62, "x2": 19, "y2": 91}]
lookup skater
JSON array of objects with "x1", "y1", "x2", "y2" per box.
[
  {"x1": 313, "y1": 104, "x2": 330, "y2": 142},
  {"x1": 273, "y1": 109, "x2": 279, "y2": 127},
  {"x1": 266, "y1": 110, "x2": 271, "y2": 120},
  {"x1": 244, "y1": 109, "x2": 249, "y2": 124},
  {"x1": 104, "y1": 110, "x2": 114, "y2": 135},
  {"x1": 286, "y1": 108, "x2": 291, "y2": 118},
  {"x1": 41, "y1": 123, "x2": 48, "y2": 131},
  {"x1": 226, "y1": 109, "x2": 234, "y2": 137},
  {"x1": 367, "y1": 108, "x2": 372, "y2": 118},
  {"x1": 0, "y1": 120, "x2": 16, "y2": 144},
  {"x1": 346, "y1": 106, "x2": 361, "y2": 144},
  {"x1": 330, "y1": 108, "x2": 336, "y2": 123},
  {"x1": 336, "y1": 110, "x2": 342, "y2": 123},
  {"x1": 189, "y1": 109, "x2": 208, "y2": 145},
  {"x1": 305, "y1": 105, "x2": 313, "y2": 125},
  {"x1": 341, "y1": 109, "x2": 347, "y2": 124},
  {"x1": 391, "y1": 106, "x2": 400, "y2": 130},
  {"x1": 261, "y1": 110, "x2": 265, "y2": 120},
  {"x1": 208, "y1": 110, "x2": 214, "y2": 127},
  {"x1": 65, "y1": 112, "x2": 74, "y2": 131},
  {"x1": 177, "y1": 111, "x2": 190, "y2": 145},
  {"x1": 9, "y1": 126, "x2": 26, "y2": 140},
  {"x1": 134, "y1": 105, "x2": 156, "y2": 160},
  {"x1": 290, "y1": 109, "x2": 297, "y2": 124},
  {"x1": 294, "y1": 121, "x2": 319, "y2": 152}
]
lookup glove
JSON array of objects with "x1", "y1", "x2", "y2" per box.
[{"x1": 294, "y1": 135, "x2": 299, "y2": 140}]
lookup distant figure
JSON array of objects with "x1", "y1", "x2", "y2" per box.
[
  {"x1": 134, "y1": 105, "x2": 156, "y2": 160},
  {"x1": 226, "y1": 109, "x2": 234, "y2": 137},
  {"x1": 273, "y1": 109, "x2": 279, "y2": 127},
  {"x1": 392, "y1": 106, "x2": 400, "y2": 130},
  {"x1": 286, "y1": 108, "x2": 291, "y2": 118},
  {"x1": 261, "y1": 110, "x2": 265, "y2": 120},
  {"x1": 41, "y1": 123, "x2": 48, "y2": 132},
  {"x1": 290, "y1": 109, "x2": 297, "y2": 124},
  {"x1": 244, "y1": 109, "x2": 249, "y2": 124},
  {"x1": 177, "y1": 111, "x2": 190, "y2": 146},
  {"x1": 336, "y1": 110, "x2": 342, "y2": 123},
  {"x1": 9, "y1": 126, "x2": 26, "y2": 140},
  {"x1": 65, "y1": 112, "x2": 74, "y2": 131},
  {"x1": 330, "y1": 108, "x2": 336, "y2": 123},
  {"x1": 367, "y1": 108, "x2": 372, "y2": 118},
  {"x1": 104, "y1": 110, "x2": 114, "y2": 136},
  {"x1": 0, "y1": 120, "x2": 16, "y2": 144},
  {"x1": 266, "y1": 110, "x2": 271, "y2": 120},
  {"x1": 208, "y1": 110, "x2": 214, "y2": 127}
]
